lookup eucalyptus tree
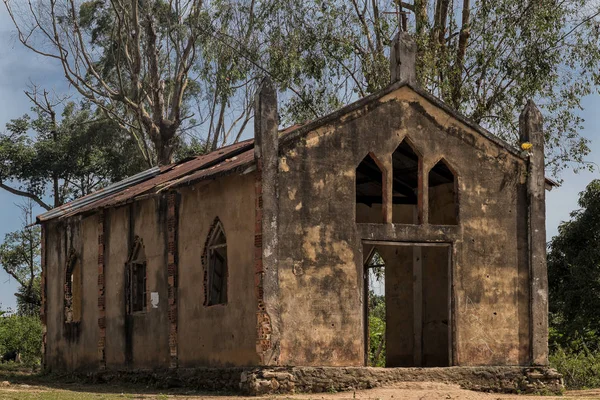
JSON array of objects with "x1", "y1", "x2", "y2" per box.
[
  {"x1": 5, "y1": 0, "x2": 600, "y2": 173},
  {"x1": 4, "y1": 0, "x2": 205, "y2": 165},
  {"x1": 0, "y1": 88, "x2": 146, "y2": 210},
  {"x1": 270, "y1": 0, "x2": 600, "y2": 175}
]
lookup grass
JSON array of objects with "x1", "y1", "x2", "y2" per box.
[
  {"x1": 0, "y1": 389, "x2": 146, "y2": 400},
  {"x1": 0, "y1": 369, "x2": 199, "y2": 400}
]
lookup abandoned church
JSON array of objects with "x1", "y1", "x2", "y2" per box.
[{"x1": 37, "y1": 33, "x2": 559, "y2": 392}]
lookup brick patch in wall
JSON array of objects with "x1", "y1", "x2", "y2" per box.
[
  {"x1": 167, "y1": 193, "x2": 179, "y2": 368},
  {"x1": 97, "y1": 210, "x2": 106, "y2": 370},
  {"x1": 254, "y1": 159, "x2": 273, "y2": 363}
]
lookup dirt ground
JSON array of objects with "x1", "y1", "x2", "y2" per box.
[{"x1": 2, "y1": 381, "x2": 600, "y2": 400}]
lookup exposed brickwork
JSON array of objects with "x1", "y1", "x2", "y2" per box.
[
  {"x1": 97, "y1": 211, "x2": 106, "y2": 369},
  {"x1": 40, "y1": 224, "x2": 47, "y2": 370},
  {"x1": 254, "y1": 159, "x2": 273, "y2": 363},
  {"x1": 167, "y1": 193, "x2": 179, "y2": 368}
]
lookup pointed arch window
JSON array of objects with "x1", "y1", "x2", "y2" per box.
[
  {"x1": 204, "y1": 219, "x2": 228, "y2": 306},
  {"x1": 392, "y1": 139, "x2": 421, "y2": 224},
  {"x1": 126, "y1": 237, "x2": 147, "y2": 314},
  {"x1": 356, "y1": 153, "x2": 387, "y2": 223},
  {"x1": 65, "y1": 249, "x2": 82, "y2": 323},
  {"x1": 428, "y1": 159, "x2": 458, "y2": 225}
]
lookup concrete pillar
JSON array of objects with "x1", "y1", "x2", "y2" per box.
[
  {"x1": 254, "y1": 77, "x2": 281, "y2": 365},
  {"x1": 390, "y1": 32, "x2": 417, "y2": 84},
  {"x1": 519, "y1": 100, "x2": 549, "y2": 366}
]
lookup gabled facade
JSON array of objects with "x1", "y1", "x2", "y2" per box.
[{"x1": 38, "y1": 33, "x2": 550, "y2": 372}]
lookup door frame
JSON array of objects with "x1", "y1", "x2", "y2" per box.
[{"x1": 362, "y1": 240, "x2": 454, "y2": 367}]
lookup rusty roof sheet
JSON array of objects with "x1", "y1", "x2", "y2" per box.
[
  {"x1": 37, "y1": 139, "x2": 257, "y2": 222},
  {"x1": 37, "y1": 83, "x2": 561, "y2": 224},
  {"x1": 160, "y1": 149, "x2": 255, "y2": 191}
]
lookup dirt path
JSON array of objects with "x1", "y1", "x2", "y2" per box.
[{"x1": 2, "y1": 381, "x2": 600, "y2": 400}]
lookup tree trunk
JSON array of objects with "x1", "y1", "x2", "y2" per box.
[
  {"x1": 414, "y1": 0, "x2": 428, "y2": 37},
  {"x1": 452, "y1": 0, "x2": 471, "y2": 108}
]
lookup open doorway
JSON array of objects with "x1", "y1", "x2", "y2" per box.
[{"x1": 363, "y1": 242, "x2": 452, "y2": 367}]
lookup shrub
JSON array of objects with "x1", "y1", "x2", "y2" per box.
[
  {"x1": 0, "y1": 314, "x2": 42, "y2": 367},
  {"x1": 550, "y1": 347, "x2": 600, "y2": 389}
]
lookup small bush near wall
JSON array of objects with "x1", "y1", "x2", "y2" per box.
[
  {"x1": 550, "y1": 348, "x2": 600, "y2": 389},
  {"x1": 0, "y1": 314, "x2": 42, "y2": 368}
]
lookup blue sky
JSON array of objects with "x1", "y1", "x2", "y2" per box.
[{"x1": 0, "y1": 7, "x2": 599, "y2": 310}]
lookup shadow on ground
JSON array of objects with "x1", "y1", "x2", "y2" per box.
[{"x1": 0, "y1": 367, "x2": 234, "y2": 397}]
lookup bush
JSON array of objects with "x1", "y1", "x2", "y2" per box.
[
  {"x1": 0, "y1": 314, "x2": 42, "y2": 367},
  {"x1": 550, "y1": 348, "x2": 600, "y2": 389}
]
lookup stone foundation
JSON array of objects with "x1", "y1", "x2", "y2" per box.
[
  {"x1": 63, "y1": 366, "x2": 564, "y2": 395},
  {"x1": 240, "y1": 366, "x2": 563, "y2": 395}
]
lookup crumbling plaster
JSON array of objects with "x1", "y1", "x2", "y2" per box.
[{"x1": 274, "y1": 86, "x2": 530, "y2": 366}]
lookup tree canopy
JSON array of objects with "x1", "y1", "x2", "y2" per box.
[
  {"x1": 0, "y1": 202, "x2": 41, "y2": 317},
  {"x1": 548, "y1": 179, "x2": 600, "y2": 350},
  {"x1": 0, "y1": 90, "x2": 147, "y2": 210},
  {"x1": 4, "y1": 0, "x2": 600, "y2": 172}
]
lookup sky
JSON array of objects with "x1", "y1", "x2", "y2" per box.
[{"x1": 0, "y1": 7, "x2": 599, "y2": 311}]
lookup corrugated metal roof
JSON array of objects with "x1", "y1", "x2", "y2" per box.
[
  {"x1": 36, "y1": 167, "x2": 161, "y2": 223},
  {"x1": 36, "y1": 83, "x2": 561, "y2": 224},
  {"x1": 37, "y1": 139, "x2": 257, "y2": 223}
]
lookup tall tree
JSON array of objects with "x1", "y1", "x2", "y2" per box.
[
  {"x1": 266, "y1": 0, "x2": 600, "y2": 175},
  {"x1": 0, "y1": 201, "x2": 41, "y2": 316},
  {"x1": 4, "y1": 0, "x2": 205, "y2": 165},
  {"x1": 5, "y1": 0, "x2": 600, "y2": 173},
  {"x1": 548, "y1": 179, "x2": 600, "y2": 350},
  {"x1": 0, "y1": 88, "x2": 146, "y2": 209}
]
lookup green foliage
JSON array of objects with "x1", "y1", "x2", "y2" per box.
[
  {"x1": 173, "y1": 137, "x2": 209, "y2": 162},
  {"x1": 550, "y1": 347, "x2": 600, "y2": 389},
  {"x1": 548, "y1": 179, "x2": 600, "y2": 351},
  {"x1": 0, "y1": 314, "x2": 42, "y2": 367},
  {"x1": 9, "y1": 0, "x2": 597, "y2": 171},
  {"x1": 16, "y1": 277, "x2": 41, "y2": 318},
  {"x1": 0, "y1": 100, "x2": 147, "y2": 207},
  {"x1": 368, "y1": 291, "x2": 386, "y2": 367},
  {"x1": 0, "y1": 203, "x2": 41, "y2": 317}
]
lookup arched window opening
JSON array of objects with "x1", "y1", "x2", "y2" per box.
[
  {"x1": 65, "y1": 249, "x2": 82, "y2": 323},
  {"x1": 204, "y1": 219, "x2": 228, "y2": 306},
  {"x1": 392, "y1": 140, "x2": 420, "y2": 224},
  {"x1": 428, "y1": 160, "x2": 458, "y2": 225},
  {"x1": 356, "y1": 154, "x2": 386, "y2": 223},
  {"x1": 127, "y1": 237, "x2": 147, "y2": 314}
]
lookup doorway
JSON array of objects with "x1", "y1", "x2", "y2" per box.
[{"x1": 363, "y1": 242, "x2": 452, "y2": 367}]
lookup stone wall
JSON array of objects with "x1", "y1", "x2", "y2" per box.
[{"x1": 59, "y1": 366, "x2": 563, "y2": 395}]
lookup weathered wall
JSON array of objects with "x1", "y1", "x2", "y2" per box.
[
  {"x1": 128, "y1": 197, "x2": 170, "y2": 368},
  {"x1": 275, "y1": 85, "x2": 530, "y2": 366},
  {"x1": 44, "y1": 215, "x2": 99, "y2": 371},
  {"x1": 46, "y1": 170, "x2": 257, "y2": 371},
  {"x1": 104, "y1": 206, "x2": 128, "y2": 368},
  {"x1": 177, "y1": 173, "x2": 258, "y2": 367},
  {"x1": 84, "y1": 198, "x2": 171, "y2": 370}
]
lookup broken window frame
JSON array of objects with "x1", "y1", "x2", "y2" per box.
[
  {"x1": 64, "y1": 248, "x2": 82, "y2": 324},
  {"x1": 204, "y1": 219, "x2": 228, "y2": 306},
  {"x1": 126, "y1": 237, "x2": 147, "y2": 314}
]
